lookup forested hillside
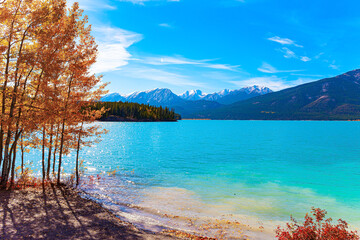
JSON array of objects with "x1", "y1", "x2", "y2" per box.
[
  {"x1": 94, "y1": 102, "x2": 181, "y2": 122},
  {"x1": 199, "y1": 69, "x2": 360, "y2": 120}
]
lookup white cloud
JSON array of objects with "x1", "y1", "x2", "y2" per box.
[
  {"x1": 257, "y1": 62, "x2": 302, "y2": 73},
  {"x1": 142, "y1": 55, "x2": 240, "y2": 71},
  {"x1": 268, "y1": 36, "x2": 303, "y2": 48},
  {"x1": 143, "y1": 56, "x2": 206, "y2": 65},
  {"x1": 300, "y1": 56, "x2": 311, "y2": 62},
  {"x1": 120, "y1": 66, "x2": 204, "y2": 87},
  {"x1": 229, "y1": 76, "x2": 291, "y2": 91},
  {"x1": 269, "y1": 36, "x2": 312, "y2": 62},
  {"x1": 329, "y1": 64, "x2": 339, "y2": 70},
  {"x1": 67, "y1": 0, "x2": 116, "y2": 11},
  {"x1": 118, "y1": 0, "x2": 180, "y2": 4},
  {"x1": 314, "y1": 52, "x2": 324, "y2": 59},
  {"x1": 118, "y1": 0, "x2": 148, "y2": 4},
  {"x1": 291, "y1": 73, "x2": 324, "y2": 78},
  {"x1": 69, "y1": 0, "x2": 180, "y2": 8},
  {"x1": 91, "y1": 26, "x2": 143, "y2": 74},
  {"x1": 205, "y1": 63, "x2": 240, "y2": 71},
  {"x1": 280, "y1": 47, "x2": 297, "y2": 59},
  {"x1": 328, "y1": 60, "x2": 339, "y2": 70},
  {"x1": 229, "y1": 76, "x2": 315, "y2": 91},
  {"x1": 159, "y1": 23, "x2": 172, "y2": 28}
]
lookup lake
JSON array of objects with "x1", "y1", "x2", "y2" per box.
[{"x1": 26, "y1": 120, "x2": 360, "y2": 239}]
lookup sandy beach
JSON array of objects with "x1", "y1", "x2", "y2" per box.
[{"x1": 0, "y1": 185, "x2": 186, "y2": 240}]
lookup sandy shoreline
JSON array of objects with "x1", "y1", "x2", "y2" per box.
[{"x1": 0, "y1": 185, "x2": 191, "y2": 240}]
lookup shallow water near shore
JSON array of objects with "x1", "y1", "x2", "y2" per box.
[{"x1": 25, "y1": 121, "x2": 360, "y2": 239}]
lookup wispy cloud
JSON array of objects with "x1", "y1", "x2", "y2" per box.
[
  {"x1": 120, "y1": 66, "x2": 203, "y2": 87},
  {"x1": 276, "y1": 48, "x2": 312, "y2": 62},
  {"x1": 329, "y1": 64, "x2": 339, "y2": 70},
  {"x1": 205, "y1": 63, "x2": 240, "y2": 71},
  {"x1": 229, "y1": 76, "x2": 290, "y2": 91},
  {"x1": 269, "y1": 36, "x2": 312, "y2": 62},
  {"x1": 142, "y1": 56, "x2": 206, "y2": 65},
  {"x1": 142, "y1": 55, "x2": 240, "y2": 71},
  {"x1": 314, "y1": 52, "x2": 324, "y2": 59},
  {"x1": 67, "y1": 0, "x2": 116, "y2": 11},
  {"x1": 291, "y1": 73, "x2": 324, "y2": 78},
  {"x1": 118, "y1": 0, "x2": 180, "y2": 5},
  {"x1": 280, "y1": 47, "x2": 297, "y2": 59},
  {"x1": 268, "y1": 36, "x2": 303, "y2": 48},
  {"x1": 229, "y1": 76, "x2": 315, "y2": 91},
  {"x1": 118, "y1": 0, "x2": 148, "y2": 5},
  {"x1": 91, "y1": 26, "x2": 143, "y2": 74},
  {"x1": 300, "y1": 56, "x2": 311, "y2": 62},
  {"x1": 328, "y1": 60, "x2": 339, "y2": 70},
  {"x1": 159, "y1": 23, "x2": 172, "y2": 28},
  {"x1": 258, "y1": 62, "x2": 302, "y2": 73}
]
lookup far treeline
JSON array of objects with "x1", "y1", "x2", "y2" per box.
[{"x1": 94, "y1": 102, "x2": 181, "y2": 122}]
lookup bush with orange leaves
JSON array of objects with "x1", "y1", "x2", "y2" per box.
[{"x1": 276, "y1": 208, "x2": 359, "y2": 240}]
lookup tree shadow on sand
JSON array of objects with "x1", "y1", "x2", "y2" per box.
[{"x1": 0, "y1": 185, "x2": 170, "y2": 239}]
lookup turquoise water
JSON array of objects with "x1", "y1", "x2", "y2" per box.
[{"x1": 25, "y1": 120, "x2": 360, "y2": 238}]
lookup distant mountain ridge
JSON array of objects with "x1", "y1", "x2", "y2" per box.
[
  {"x1": 198, "y1": 69, "x2": 360, "y2": 120},
  {"x1": 102, "y1": 85, "x2": 272, "y2": 105},
  {"x1": 178, "y1": 86, "x2": 272, "y2": 104},
  {"x1": 101, "y1": 70, "x2": 360, "y2": 120},
  {"x1": 101, "y1": 86, "x2": 272, "y2": 118}
]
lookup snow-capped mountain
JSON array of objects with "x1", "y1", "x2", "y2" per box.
[
  {"x1": 202, "y1": 89, "x2": 233, "y2": 101},
  {"x1": 242, "y1": 86, "x2": 272, "y2": 94},
  {"x1": 177, "y1": 85, "x2": 272, "y2": 104},
  {"x1": 102, "y1": 85, "x2": 272, "y2": 105},
  {"x1": 100, "y1": 86, "x2": 272, "y2": 117},
  {"x1": 125, "y1": 88, "x2": 185, "y2": 106},
  {"x1": 101, "y1": 93, "x2": 126, "y2": 102},
  {"x1": 217, "y1": 86, "x2": 273, "y2": 105},
  {"x1": 179, "y1": 90, "x2": 207, "y2": 101}
]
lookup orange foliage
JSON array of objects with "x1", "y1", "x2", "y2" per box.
[{"x1": 0, "y1": 0, "x2": 108, "y2": 188}]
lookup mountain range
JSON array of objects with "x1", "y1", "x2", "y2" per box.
[
  {"x1": 101, "y1": 69, "x2": 360, "y2": 120},
  {"x1": 198, "y1": 69, "x2": 360, "y2": 120},
  {"x1": 101, "y1": 86, "x2": 272, "y2": 118}
]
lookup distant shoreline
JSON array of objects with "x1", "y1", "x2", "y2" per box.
[
  {"x1": 98, "y1": 116, "x2": 178, "y2": 122},
  {"x1": 97, "y1": 118, "x2": 360, "y2": 122},
  {"x1": 98, "y1": 119, "x2": 178, "y2": 122},
  {"x1": 181, "y1": 118, "x2": 360, "y2": 121}
]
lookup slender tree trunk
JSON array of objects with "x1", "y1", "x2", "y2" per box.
[
  {"x1": 47, "y1": 124, "x2": 54, "y2": 180},
  {"x1": 75, "y1": 123, "x2": 83, "y2": 186},
  {"x1": 52, "y1": 147, "x2": 57, "y2": 176},
  {"x1": 9, "y1": 142, "x2": 17, "y2": 189},
  {"x1": 0, "y1": 136, "x2": 3, "y2": 172},
  {"x1": 42, "y1": 126, "x2": 46, "y2": 185},
  {"x1": 20, "y1": 135, "x2": 24, "y2": 174},
  {"x1": 1, "y1": 3, "x2": 27, "y2": 188},
  {"x1": 1, "y1": 143, "x2": 11, "y2": 187},
  {"x1": 57, "y1": 76, "x2": 73, "y2": 185},
  {"x1": 53, "y1": 123, "x2": 60, "y2": 177},
  {"x1": 7, "y1": 131, "x2": 21, "y2": 189},
  {"x1": 57, "y1": 120, "x2": 66, "y2": 185}
]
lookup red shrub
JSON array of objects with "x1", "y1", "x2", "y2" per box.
[{"x1": 276, "y1": 208, "x2": 359, "y2": 240}]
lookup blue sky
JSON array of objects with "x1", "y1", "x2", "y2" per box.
[{"x1": 68, "y1": 0, "x2": 360, "y2": 95}]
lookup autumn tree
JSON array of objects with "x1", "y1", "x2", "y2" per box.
[
  {"x1": 276, "y1": 208, "x2": 359, "y2": 240},
  {"x1": 0, "y1": 0, "x2": 107, "y2": 189}
]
